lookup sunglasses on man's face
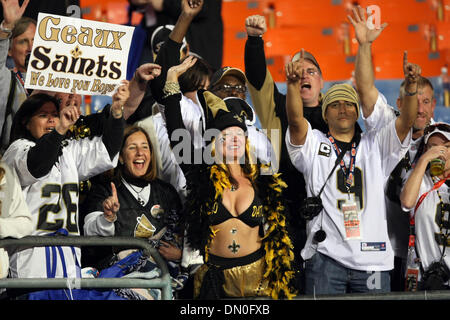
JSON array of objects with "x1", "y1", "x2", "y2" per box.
[{"x1": 217, "y1": 84, "x2": 247, "y2": 94}]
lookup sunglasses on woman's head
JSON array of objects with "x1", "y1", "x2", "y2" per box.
[{"x1": 424, "y1": 123, "x2": 450, "y2": 135}]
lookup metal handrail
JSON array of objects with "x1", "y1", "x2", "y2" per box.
[
  {"x1": 0, "y1": 236, "x2": 172, "y2": 300},
  {"x1": 239, "y1": 290, "x2": 450, "y2": 300},
  {"x1": 291, "y1": 290, "x2": 450, "y2": 300}
]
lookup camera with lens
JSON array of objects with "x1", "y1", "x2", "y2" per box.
[
  {"x1": 299, "y1": 196, "x2": 323, "y2": 221},
  {"x1": 419, "y1": 261, "x2": 450, "y2": 290}
]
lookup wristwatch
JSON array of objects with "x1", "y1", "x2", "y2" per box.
[{"x1": 0, "y1": 21, "x2": 12, "y2": 38}]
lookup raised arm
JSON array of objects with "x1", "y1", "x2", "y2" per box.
[
  {"x1": 26, "y1": 102, "x2": 80, "y2": 179},
  {"x1": 244, "y1": 14, "x2": 268, "y2": 90},
  {"x1": 285, "y1": 51, "x2": 308, "y2": 145},
  {"x1": 348, "y1": 5, "x2": 388, "y2": 118},
  {"x1": 162, "y1": 56, "x2": 197, "y2": 172},
  {"x1": 102, "y1": 82, "x2": 128, "y2": 160},
  {"x1": 400, "y1": 144, "x2": 448, "y2": 209},
  {"x1": 0, "y1": 0, "x2": 29, "y2": 96},
  {"x1": 123, "y1": 63, "x2": 161, "y2": 120},
  {"x1": 395, "y1": 51, "x2": 420, "y2": 142},
  {"x1": 150, "y1": 0, "x2": 203, "y2": 103}
]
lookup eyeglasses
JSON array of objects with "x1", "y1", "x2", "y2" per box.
[
  {"x1": 424, "y1": 123, "x2": 450, "y2": 135},
  {"x1": 217, "y1": 84, "x2": 247, "y2": 94}
]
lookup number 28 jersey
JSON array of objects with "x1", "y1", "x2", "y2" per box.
[
  {"x1": 3, "y1": 136, "x2": 118, "y2": 278},
  {"x1": 286, "y1": 120, "x2": 412, "y2": 271}
]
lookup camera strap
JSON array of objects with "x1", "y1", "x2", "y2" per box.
[{"x1": 316, "y1": 135, "x2": 353, "y2": 198}]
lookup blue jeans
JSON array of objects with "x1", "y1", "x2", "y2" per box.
[{"x1": 304, "y1": 252, "x2": 391, "y2": 295}]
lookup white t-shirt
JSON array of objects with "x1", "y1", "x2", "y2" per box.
[
  {"x1": 286, "y1": 119, "x2": 411, "y2": 271},
  {"x1": 3, "y1": 136, "x2": 118, "y2": 278},
  {"x1": 402, "y1": 173, "x2": 450, "y2": 272}
]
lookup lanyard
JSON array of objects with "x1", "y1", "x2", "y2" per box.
[
  {"x1": 414, "y1": 175, "x2": 449, "y2": 216},
  {"x1": 409, "y1": 175, "x2": 450, "y2": 248},
  {"x1": 327, "y1": 133, "x2": 357, "y2": 192},
  {"x1": 15, "y1": 71, "x2": 29, "y2": 96}
]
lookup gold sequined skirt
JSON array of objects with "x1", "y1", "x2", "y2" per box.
[{"x1": 194, "y1": 248, "x2": 269, "y2": 298}]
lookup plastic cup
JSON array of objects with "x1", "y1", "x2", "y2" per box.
[{"x1": 430, "y1": 158, "x2": 445, "y2": 176}]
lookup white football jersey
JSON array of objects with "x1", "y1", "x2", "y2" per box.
[
  {"x1": 402, "y1": 173, "x2": 450, "y2": 272},
  {"x1": 286, "y1": 119, "x2": 411, "y2": 271},
  {"x1": 3, "y1": 136, "x2": 118, "y2": 278}
]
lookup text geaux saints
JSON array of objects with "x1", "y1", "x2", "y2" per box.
[{"x1": 29, "y1": 16, "x2": 126, "y2": 94}]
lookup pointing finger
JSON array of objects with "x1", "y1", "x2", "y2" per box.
[
  {"x1": 403, "y1": 50, "x2": 408, "y2": 69},
  {"x1": 111, "y1": 182, "x2": 118, "y2": 200}
]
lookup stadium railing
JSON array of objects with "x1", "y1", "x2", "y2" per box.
[{"x1": 0, "y1": 236, "x2": 172, "y2": 300}]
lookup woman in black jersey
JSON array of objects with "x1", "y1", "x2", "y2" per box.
[
  {"x1": 82, "y1": 125, "x2": 183, "y2": 299},
  {"x1": 161, "y1": 56, "x2": 295, "y2": 299}
]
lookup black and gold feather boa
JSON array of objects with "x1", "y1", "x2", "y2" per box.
[{"x1": 183, "y1": 164, "x2": 296, "y2": 299}]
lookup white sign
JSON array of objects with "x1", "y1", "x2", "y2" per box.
[{"x1": 25, "y1": 13, "x2": 135, "y2": 96}]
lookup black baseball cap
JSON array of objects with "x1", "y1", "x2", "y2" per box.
[
  {"x1": 209, "y1": 66, "x2": 247, "y2": 89},
  {"x1": 150, "y1": 25, "x2": 187, "y2": 55}
]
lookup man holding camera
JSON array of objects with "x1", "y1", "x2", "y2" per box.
[{"x1": 284, "y1": 49, "x2": 419, "y2": 295}]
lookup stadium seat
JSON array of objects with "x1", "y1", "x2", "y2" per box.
[
  {"x1": 80, "y1": 0, "x2": 103, "y2": 21},
  {"x1": 436, "y1": 21, "x2": 450, "y2": 50},
  {"x1": 373, "y1": 50, "x2": 447, "y2": 79},
  {"x1": 268, "y1": 0, "x2": 350, "y2": 28},
  {"x1": 105, "y1": 1, "x2": 129, "y2": 25},
  {"x1": 263, "y1": 25, "x2": 345, "y2": 57},
  {"x1": 80, "y1": 0, "x2": 129, "y2": 23},
  {"x1": 222, "y1": 27, "x2": 248, "y2": 71},
  {"x1": 266, "y1": 54, "x2": 290, "y2": 82},
  {"x1": 444, "y1": 0, "x2": 450, "y2": 22},
  {"x1": 315, "y1": 53, "x2": 355, "y2": 81},
  {"x1": 355, "y1": 0, "x2": 437, "y2": 24},
  {"x1": 263, "y1": 52, "x2": 355, "y2": 82},
  {"x1": 369, "y1": 23, "x2": 432, "y2": 54},
  {"x1": 222, "y1": 0, "x2": 265, "y2": 29}
]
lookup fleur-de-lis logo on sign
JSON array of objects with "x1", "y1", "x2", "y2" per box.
[{"x1": 71, "y1": 46, "x2": 82, "y2": 58}]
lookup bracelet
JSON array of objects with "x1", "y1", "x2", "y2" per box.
[
  {"x1": 163, "y1": 81, "x2": 181, "y2": 98},
  {"x1": 404, "y1": 89, "x2": 417, "y2": 96},
  {"x1": 111, "y1": 105, "x2": 124, "y2": 118}
]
